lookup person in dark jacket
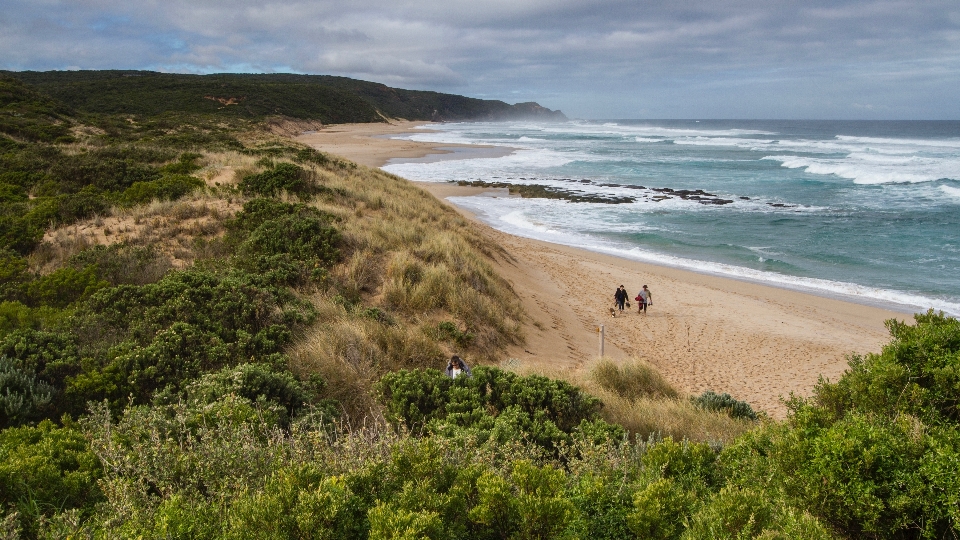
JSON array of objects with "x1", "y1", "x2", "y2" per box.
[
  {"x1": 614, "y1": 285, "x2": 628, "y2": 313},
  {"x1": 445, "y1": 355, "x2": 472, "y2": 379}
]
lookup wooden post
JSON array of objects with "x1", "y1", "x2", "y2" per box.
[{"x1": 599, "y1": 324, "x2": 605, "y2": 358}]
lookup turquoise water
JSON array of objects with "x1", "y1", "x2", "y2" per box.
[{"x1": 382, "y1": 120, "x2": 960, "y2": 315}]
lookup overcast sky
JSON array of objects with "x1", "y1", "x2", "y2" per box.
[{"x1": 3, "y1": 0, "x2": 959, "y2": 119}]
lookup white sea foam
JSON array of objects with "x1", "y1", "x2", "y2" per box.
[
  {"x1": 763, "y1": 154, "x2": 960, "y2": 184},
  {"x1": 942, "y1": 185, "x2": 960, "y2": 199},
  {"x1": 381, "y1": 147, "x2": 579, "y2": 182},
  {"x1": 447, "y1": 194, "x2": 960, "y2": 316},
  {"x1": 540, "y1": 123, "x2": 776, "y2": 138},
  {"x1": 836, "y1": 135, "x2": 960, "y2": 148}
]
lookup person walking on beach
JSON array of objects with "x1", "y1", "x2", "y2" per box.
[
  {"x1": 637, "y1": 285, "x2": 653, "y2": 314},
  {"x1": 614, "y1": 285, "x2": 628, "y2": 313}
]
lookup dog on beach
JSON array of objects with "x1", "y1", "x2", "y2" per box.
[{"x1": 609, "y1": 307, "x2": 617, "y2": 317}]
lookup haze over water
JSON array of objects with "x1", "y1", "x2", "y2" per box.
[{"x1": 382, "y1": 120, "x2": 960, "y2": 316}]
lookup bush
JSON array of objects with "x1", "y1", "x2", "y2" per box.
[
  {"x1": 469, "y1": 460, "x2": 575, "y2": 539},
  {"x1": 57, "y1": 186, "x2": 111, "y2": 223},
  {"x1": 0, "y1": 301, "x2": 44, "y2": 334},
  {"x1": 158, "y1": 152, "x2": 203, "y2": 175},
  {"x1": 435, "y1": 321, "x2": 474, "y2": 348},
  {"x1": 375, "y1": 367, "x2": 611, "y2": 452},
  {"x1": 241, "y1": 212, "x2": 340, "y2": 267},
  {"x1": 682, "y1": 486, "x2": 773, "y2": 540},
  {"x1": 0, "y1": 329, "x2": 81, "y2": 393},
  {"x1": 119, "y1": 174, "x2": 204, "y2": 206},
  {"x1": 22, "y1": 265, "x2": 107, "y2": 308},
  {"x1": 229, "y1": 198, "x2": 341, "y2": 286},
  {"x1": 239, "y1": 162, "x2": 321, "y2": 199},
  {"x1": 185, "y1": 363, "x2": 326, "y2": 425},
  {"x1": 48, "y1": 152, "x2": 159, "y2": 193},
  {"x1": 815, "y1": 310, "x2": 960, "y2": 425},
  {"x1": 692, "y1": 391, "x2": 758, "y2": 421},
  {"x1": 627, "y1": 478, "x2": 696, "y2": 540},
  {"x1": 0, "y1": 421, "x2": 103, "y2": 536},
  {"x1": 0, "y1": 248, "x2": 29, "y2": 301},
  {"x1": 0, "y1": 355, "x2": 54, "y2": 428},
  {"x1": 0, "y1": 211, "x2": 43, "y2": 255}
]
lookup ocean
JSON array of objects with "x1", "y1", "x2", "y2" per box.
[{"x1": 381, "y1": 120, "x2": 960, "y2": 316}]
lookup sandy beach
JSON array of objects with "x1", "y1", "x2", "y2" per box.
[{"x1": 299, "y1": 122, "x2": 911, "y2": 418}]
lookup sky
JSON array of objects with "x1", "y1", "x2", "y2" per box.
[{"x1": 3, "y1": 0, "x2": 959, "y2": 119}]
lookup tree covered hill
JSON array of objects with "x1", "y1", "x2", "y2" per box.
[{"x1": 3, "y1": 70, "x2": 567, "y2": 123}]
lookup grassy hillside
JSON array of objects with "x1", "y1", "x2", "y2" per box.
[
  {"x1": 1, "y1": 75, "x2": 959, "y2": 539},
  {"x1": 5, "y1": 70, "x2": 567, "y2": 123}
]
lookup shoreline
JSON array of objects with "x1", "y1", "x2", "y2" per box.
[
  {"x1": 299, "y1": 122, "x2": 910, "y2": 418},
  {"x1": 441, "y1": 192, "x2": 920, "y2": 318}
]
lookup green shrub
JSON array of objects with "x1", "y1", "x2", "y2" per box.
[
  {"x1": 241, "y1": 212, "x2": 340, "y2": 267},
  {"x1": 0, "y1": 182, "x2": 27, "y2": 202},
  {"x1": 773, "y1": 409, "x2": 930, "y2": 537},
  {"x1": 0, "y1": 355, "x2": 54, "y2": 428},
  {"x1": 49, "y1": 152, "x2": 160, "y2": 193},
  {"x1": 186, "y1": 363, "x2": 325, "y2": 425},
  {"x1": 57, "y1": 186, "x2": 111, "y2": 223},
  {"x1": 0, "y1": 248, "x2": 29, "y2": 301},
  {"x1": 692, "y1": 391, "x2": 758, "y2": 420},
  {"x1": 815, "y1": 310, "x2": 960, "y2": 425},
  {"x1": 158, "y1": 152, "x2": 203, "y2": 174},
  {"x1": 682, "y1": 486, "x2": 773, "y2": 540},
  {"x1": 0, "y1": 421, "x2": 103, "y2": 536},
  {"x1": 469, "y1": 460, "x2": 576, "y2": 539},
  {"x1": 63, "y1": 268, "x2": 315, "y2": 409},
  {"x1": 229, "y1": 198, "x2": 340, "y2": 286},
  {"x1": 641, "y1": 437, "x2": 718, "y2": 488},
  {"x1": 23, "y1": 265, "x2": 107, "y2": 308},
  {"x1": 0, "y1": 301, "x2": 44, "y2": 334},
  {"x1": 435, "y1": 321, "x2": 474, "y2": 347},
  {"x1": 376, "y1": 367, "x2": 609, "y2": 453},
  {"x1": 627, "y1": 478, "x2": 696, "y2": 540},
  {"x1": 567, "y1": 474, "x2": 634, "y2": 540},
  {"x1": 239, "y1": 162, "x2": 320, "y2": 199},
  {"x1": 225, "y1": 470, "x2": 360, "y2": 540},
  {"x1": 0, "y1": 211, "x2": 43, "y2": 255},
  {"x1": 368, "y1": 502, "x2": 443, "y2": 540},
  {"x1": 0, "y1": 329, "x2": 81, "y2": 393},
  {"x1": 119, "y1": 174, "x2": 204, "y2": 206}
]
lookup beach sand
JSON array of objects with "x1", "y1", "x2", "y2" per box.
[
  {"x1": 298, "y1": 121, "x2": 476, "y2": 168},
  {"x1": 300, "y1": 122, "x2": 910, "y2": 418}
]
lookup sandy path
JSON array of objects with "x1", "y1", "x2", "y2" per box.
[{"x1": 300, "y1": 123, "x2": 911, "y2": 418}]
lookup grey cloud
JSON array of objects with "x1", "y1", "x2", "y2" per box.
[{"x1": 2, "y1": 0, "x2": 959, "y2": 118}]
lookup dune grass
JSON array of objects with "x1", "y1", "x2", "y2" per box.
[{"x1": 505, "y1": 357, "x2": 757, "y2": 445}]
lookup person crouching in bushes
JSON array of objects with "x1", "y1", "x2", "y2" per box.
[{"x1": 446, "y1": 355, "x2": 472, "y2": 379}]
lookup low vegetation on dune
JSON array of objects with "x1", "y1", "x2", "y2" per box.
[{"x1": 2, "y1": 73, "x2": 960, "y2": 539}]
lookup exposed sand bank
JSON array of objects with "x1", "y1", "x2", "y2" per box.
[
  {"x1": 300, "y1": 122, "x2": 910, "y2": 418},
  {"x1": 297, "y1": 121, "x2": 495, "y2": 168}
]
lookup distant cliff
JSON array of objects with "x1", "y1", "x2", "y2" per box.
[{"x1": 4, "y1": 70, "x2": 566, "y2": 124}]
